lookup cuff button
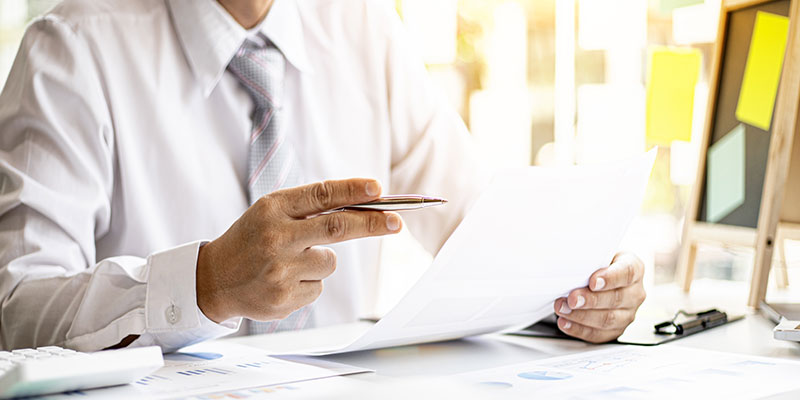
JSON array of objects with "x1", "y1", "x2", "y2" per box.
[{"x1": 165, "y1": 304, "x2": 181, "y2": 325}]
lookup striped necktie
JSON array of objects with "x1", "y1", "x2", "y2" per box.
[{"x1": 227, "y1": 35, "x2": 314, "y2": 334}]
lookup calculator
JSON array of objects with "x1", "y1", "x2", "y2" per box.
[{"x1": 0, "y1": 346, "x2": 163, "y2": 398}]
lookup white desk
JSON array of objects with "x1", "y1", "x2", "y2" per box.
[{"x1": 225, "y1": 280, "x2": 800, "y2": 397}]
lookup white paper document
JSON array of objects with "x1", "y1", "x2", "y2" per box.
[
  {"x1": 42, "y1": 342, "x2": 369, "y2": 399},
  {"x1": 455, "y1": 345, "x2": 800, "y2": 399},
  {"x1": 176, "y1": 376, "x2": 373, "y2": 400},
  {"x1": 293, "y1": 150, "x2": 656, "y2": 355}
]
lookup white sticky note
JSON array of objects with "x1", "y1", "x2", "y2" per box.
[
  {"x1": 706, "y1": 124, "x2": 746, "y2": 222},
  {"x1": 670, "y1": 140, "x2": 699, "y2": 186},
  {"x1": 469, "y1": 89, "x2": 532, "y2": 170},
  {"x1": 578, "y1": 0, "x2": 647, "y2": 50},
  {"x1": 672, "y1": 0, "x2": 720, "y2": 45},
  {"x1": 576, "y1": 84, "x2": 645, "y2": 164}
]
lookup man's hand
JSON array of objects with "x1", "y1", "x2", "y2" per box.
[
  {"x1": 553, "y1": 253, "x2": 646, "y2": 343},
  {"x1": 196, "y1": 178, "x2": 402, "y2": 323}
]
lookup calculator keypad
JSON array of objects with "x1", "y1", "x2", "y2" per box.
[{"x1": 0, "y1": 347, "x2": 82, "y2": 373}]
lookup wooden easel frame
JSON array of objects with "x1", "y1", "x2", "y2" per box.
[{"x1": 677, "y1": 0, "x2": 800, "y2": 307}]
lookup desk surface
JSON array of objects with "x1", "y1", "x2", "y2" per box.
[{"x1": 224, "y1": 280, "x2": 800, "y2": 396}]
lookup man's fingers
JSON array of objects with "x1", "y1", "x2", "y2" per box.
[
  {"x1": 553, "y1": 253, "x2": 645, "y2": 344},
  {"x1": 297, "y1": 210, "x2": 402, "y2": 246},
  {"x1": 276, "y1": 179, "x2": 382, "y2": 218},
  {"x1": 293, "y1": 246, "x2": 337, "y2": 281},
  {"x1": 554, "y1": 299, "x2": 635, "y2": 330},
  {"x1": 557, "y1": 317, "x2": 622, "y2": 344},
  {"x1": 560, "y1": 286, "x2": 644, "y2": 311},
  {"x1": 588, "y1": 253, "x2": 644, "y2": 292}
]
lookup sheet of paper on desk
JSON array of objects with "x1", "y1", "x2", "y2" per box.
[
  {"x1": 175, "y1": 376, "x2": 373, "y2": 400},
  {"x1": 455, "y1": 345, "x2": 800, "y2": 399},
  {"x1": 40, "y1": 342, "x2": 369, "y2": 399},
  {"x1": 296, "y1": 149, "x2": 656, "y2": 356}
]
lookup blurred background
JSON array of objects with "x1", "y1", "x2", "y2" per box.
[{"x1": 1, "y1": 0, "x2": 796, "y2": 316}]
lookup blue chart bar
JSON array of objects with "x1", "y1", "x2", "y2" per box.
[
  {"x1": 176, "y1": 368, "x2": 233, "y2": 377},
  {"x1": 236, "y1": 361, "x2": 271, "y2": 369},
  {"x1": 136, "y1": 374, "x2": 170, "y2": 385},
  {"x1": 517, "y1": 371, "x2": 573, "y2": 381},
  {"x1": 206, "y1": 368, "x2": 231, "y2": 375}
]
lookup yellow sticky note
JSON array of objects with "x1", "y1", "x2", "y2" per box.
[
  {"x1": 736, "y1": 11, "x2": 789, "y2": 131},
  {"x1": 646, "y1": 47, "x2": 701, "y2": 146}
]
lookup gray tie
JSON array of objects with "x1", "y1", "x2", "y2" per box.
[{"x1": 228, "y1": 35, "x2": 314, "y2": 334}]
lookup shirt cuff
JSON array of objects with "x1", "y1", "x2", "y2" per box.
[{"x1": 144, "y1": 241, "x2": 241, "y2": 351}]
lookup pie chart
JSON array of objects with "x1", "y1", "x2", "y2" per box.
[{"x1": 517, "y1": 370, "x2": 573, "y2": 381}]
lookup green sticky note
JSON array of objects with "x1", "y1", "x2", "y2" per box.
[
  {"x1": 660, "y1": 0, "x2": 704, "y2": 13},
  {"x1": 735, "y1": 11, "x2": 790, "y2": 131},
  {"x1": 706, "y1": 124, "x2": 746, "y2": 223}
]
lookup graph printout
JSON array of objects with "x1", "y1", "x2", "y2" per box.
[
  {"x1": 43, "y1": 342, "x2": 369, "y2": 399},
  {"x1": 456, "y1": 345, "x2": 800, "y2": 399}
]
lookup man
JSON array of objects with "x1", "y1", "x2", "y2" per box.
[{"x1": 0, "y1": 0, "x2": 646, "y2": 352}]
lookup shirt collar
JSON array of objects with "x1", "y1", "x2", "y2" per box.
[{"x1": 167, "y1": 0, "x2": 313, "y2": 97}]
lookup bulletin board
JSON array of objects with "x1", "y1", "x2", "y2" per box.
[
  {"x1": 696, "y1": 0, "x2": 790, "y2": 228},
  {"x1": 678, "y1": 0, "x2": 800, "y2": 307}
]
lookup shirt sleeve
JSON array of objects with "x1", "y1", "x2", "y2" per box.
[
  {"x1": 0, "y1": 17, "x2": 239, "y2": 352},
  {"x1": 377, "y1": 5, "x2": 491, "y2": 255}
]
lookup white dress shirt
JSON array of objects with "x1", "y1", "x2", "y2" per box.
[{"x1": 0, "y1": 0, "x2": 485, "y2": 351}]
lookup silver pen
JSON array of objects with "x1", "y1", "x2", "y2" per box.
[{"x1": 335, "y1": 195, "x2": 448, "y2": 212}]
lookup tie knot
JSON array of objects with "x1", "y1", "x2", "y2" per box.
[{"x1": 228, "y1": 37, "x2": 285, "y2": 110}]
